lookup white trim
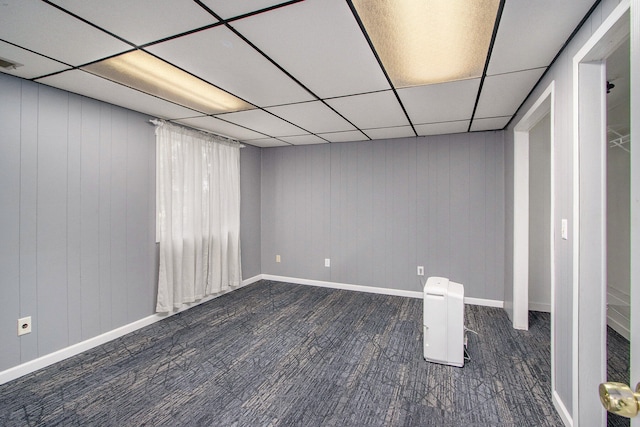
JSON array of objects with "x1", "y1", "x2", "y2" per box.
[
  {"x1": 529, "y1": 302, "x2": 551, "y2": 313},
  {"x1": 553, "y1": 390, "x2": 574, "y2": 427},
  {"x1": 512, "y1": 81, "x2": 555, "y2": 331},
  {"x1": 0, "y1": 275, "x2": 263, "y2": 386},
  {"x1": 464, "y1": 297, "x2": 504, "y2": 308},
  {"x1": 571, "y1": 2, "x2": 631, "y2": 425},
  {"x1": 607, "y1": 314, "x2": 631, "y2": 341},
  {"x1": 261, "y1": 274, "x2": 424, "y2": 299},
  {"x1": 261, "y1": 274, "x2": 504, "y2": 307}
]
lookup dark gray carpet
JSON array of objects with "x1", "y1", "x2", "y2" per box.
[
  {"x1": 607, "y1": 326, "x2": 631, "y2": 427},
  {"x1": 0, "y1": 280, "x2": 562, "y2": 426}
]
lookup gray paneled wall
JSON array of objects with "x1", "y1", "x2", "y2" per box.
[
  {"x1": 261, "y1": 132, "x2": 505, "y2": 299},
  {"x1": 0, "y1": 74, "x2": 157, "y2": 371},
  {"x1": 240, "y1": 145, "x2": 262, "y2": 279}
]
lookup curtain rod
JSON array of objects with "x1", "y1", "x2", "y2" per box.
[{"x1": 149, "y1": 119, "x2": 245, "y2": 148}]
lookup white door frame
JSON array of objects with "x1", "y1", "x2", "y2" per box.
[
  {"x1": 513, "y1": 82, "x2": 556, "y2": 331},
  {"x1": 571, "y1": 2, "x2": 631, "y2": 426},
  {"x1": 512, "y1": 81, "x2": 558, "y2": 417}
]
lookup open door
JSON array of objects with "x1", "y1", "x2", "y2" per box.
[{"x1": 574, "y1": 1, "x2": 639, "y2": 425}]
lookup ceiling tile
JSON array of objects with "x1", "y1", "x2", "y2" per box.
[
  {"x1": 266, "y1": 101, "x2": 355, "y2": 134},
  {"x1": 470, "y1": 116, "x2": 511, "y2": 132},
  {"x1": 37, "y1": 70, "x2": 202, "y2": 119},
  {"x1": 278, "y1": 134, "x2": 328, "y2": 145},
  {"x1": 317, "y1": 130, "x2": 368, "y2": 143},
  {"x1": 0, "y1": 41, "x2": 69, "y2": 79},
  {"x1": 147, "y1": 26, "x2": 312, "y2": 107},
  {"x1": 49, "y1": 0, "x2": 217, "y2": 46},
  {"x1": 175, "y1": 116, "x2": 266, "y2": 141},
  {"x1": 245, "y1": 138, "x2": 290, "y2": 148},
  {"x1": 397, "y1": 78, "x2": 480, "y2": 124},
  {"x1": 363, "y1": 126, "x2": 415, "y2": 140},
  {"x1": 325, "y1": 91, "x2": 410, "y2": 130},
  {"x1": 475, "y1": 68, "x2": 545, "y2": 118},
  {"x1": 231, "y1": 0, "x2": 389, "y2": 98},
  {"x1": 415, "y1": 120, "x2": 469, "y2": 136},
  {"x1": 218, "y1": 109, "x2": 305, "y2": 136},
  {"x1": 488, "y1": 0, "x2": 594, "y2": 75},
  {"x1": 0, "y1": 0, "x2": 131, "y2": 66},
  {"x1": 199, "y1": 0, "x2": 286, "y2": 19}
]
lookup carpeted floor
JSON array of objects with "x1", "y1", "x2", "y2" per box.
[{"x1": 0, "y1": 280, "x2": 564, "y2": 426}]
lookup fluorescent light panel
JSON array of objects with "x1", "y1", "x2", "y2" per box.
[
  {"x1": 83, "y1": 50, "x2": 253, "y2": 114},
  {"x1": 353, "y1": 0, "x2": 500, "y2": 87}
]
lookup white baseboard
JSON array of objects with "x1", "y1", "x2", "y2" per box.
[
  {"x1": 262, "y1": 274, "x2": 424, "y2": 299},
  {"x1": 607, "y1": 313, "x2": 630, "y2": 340},
  {"x1": 261, "y1": 274, "x2": 504, "y2": 308},
  {"x1": 0, "y1": 275, "x2": 262, "y2": 386},
  {"x1": 553, "y1": 390, "x2": 573, "y2": 427},
  {"x1": 529, "y1": 302, "x2": 552, "y2": 312},
  {"x1": 465, "y1": 297, "x2": 504, "y2": 308}
]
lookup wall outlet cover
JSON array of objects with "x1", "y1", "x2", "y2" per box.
[{"x1": 18, "y1": 316, "x2": 32, "y2": 336}]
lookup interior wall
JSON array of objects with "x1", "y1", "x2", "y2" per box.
[
  {"x1": 261, "y1": 132, "x2": 505, "y2": 300},
  {"x1": 0, "y1": 73, "x2": 264, "y2": 374},
  {"x1": 503, "y1": 0, "x2": 623, "y2": 417},
  {"x1": 240, "y1": 145, "x2": 262, "y2": 280},
  {"x1": 529, "y1": 113, "x2": 552, "y2": 312},
  {"x1": 0, "y1": 73, "x2": 157, "y2": 372}
]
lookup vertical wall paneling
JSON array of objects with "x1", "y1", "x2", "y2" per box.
[
  {"x1": 355, "y1": 141, "x2": 374, "y2": 287},
  {"x1": 36, "y1": 85, "x2": 70, "y2": 355},
  {"x1": 434, "y1": 135, "x2": 452, "y2": 277},
  {"x1": 0, "y1": 74, "x2": 159, "y2": 373},
  {"x1": 19, "y1": 82, "x2": 40, "y2": 361},
  {"x1": 415, "y1": 138, "x2": 430, "y2": 285},
  {"x1": 239, "y1": 145, "x2": 262, "y2": 279},
  {"x1": 126, "y1": 111, "x2": 154, "y2": 321},
  {"x1": 99, "y1": 104, "x2": 113, "y2": 331},
  {"x1": 66, "y1": 93, "x2": 83, "y2": 345},
  {"x1": 261, "y1": 131, "x2": 505, "y2": 297},
  {"x1": 0, "y1": 75, "x2": 22, "y2": 369},
  {"x1": 110, "y1": 107, "x2": 129, "y2": 327},
  {"x1": 449, "y1": 134, "x2": 471, "y2": 289},
  {"x1": 484, "y1": 132, "x2": 499, "y2": 301},
  {"x1": 80, "y1": 99, "x2": 101, "y2": 340},
  {"x1": 469, "y1": 133, "x2": 488, "y2": 298},
  {"x1": 370, "y1": 141, "x2": 387, "y2": 288}
]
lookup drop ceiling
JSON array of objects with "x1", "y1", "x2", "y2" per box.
[{"x1": 0, "y1": 0, "x2": 596, "y2": 148}]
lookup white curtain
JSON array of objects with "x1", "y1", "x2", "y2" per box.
[{"x1": 155, "y1": 121, "x2": 242, "y2": 312}]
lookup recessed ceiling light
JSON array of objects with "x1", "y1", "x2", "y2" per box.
[
  {"x1": 83, "y1": 50, "x2": 254, "y2": 114},
  {"x1": 352, "y1": 0, "x2": 500, "y2": 88}
]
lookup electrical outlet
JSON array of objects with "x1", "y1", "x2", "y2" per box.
[
  {"x1": 417, "y1": 266, "x2": 424, "y2": 276},
  {"x1": 18, "y1": 316, "x2": 32, "y2": 336},
  {"x1": 325, "y1": 258, "x2": 331, "y2": 267},
  {"x1": 276, "y1": 255, "x2": 281, "y2": 263}
]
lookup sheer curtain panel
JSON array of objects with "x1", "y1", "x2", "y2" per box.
[{"x1": 155, "y1": 121, "x2": 242, "y2": 312}]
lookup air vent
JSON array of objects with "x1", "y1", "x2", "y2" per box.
[{"x1": 0, "y1": 57, "x2": 23, "y2": 70}]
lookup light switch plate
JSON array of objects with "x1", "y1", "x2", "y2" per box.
[{"x1": 561, "y1": 219, "x2": 568, "y2": 240}]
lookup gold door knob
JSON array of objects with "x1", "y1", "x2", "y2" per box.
[{"x1": 599, "y1": 382, "x2": 640, "y2": 418}]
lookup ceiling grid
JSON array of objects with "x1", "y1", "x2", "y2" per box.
[{"x1": 0, "y1": 0, "x2": 598, "y2": 147}]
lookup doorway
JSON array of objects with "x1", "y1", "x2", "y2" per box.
[
  {"x1": 572, "y1": 2, "x2": 634, "y2": 425},
  {"x1": 512, "y1": 81, "x2": 557, "y2": 413},
  {"x1": 605, "y1": 36, "x2": 631, "y2": 427}
]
